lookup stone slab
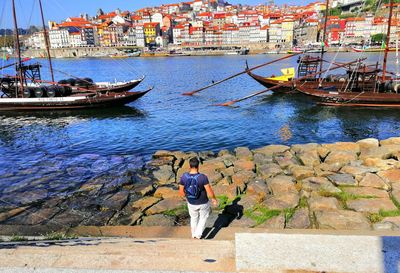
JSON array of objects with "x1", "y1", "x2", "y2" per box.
[{"x1": 236, "y1": 233, "x2": 400, "y2": 273}]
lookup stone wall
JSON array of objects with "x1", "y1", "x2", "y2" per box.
[{"x1": 0, "y1": 137, "x2": 400, "y2": 234}]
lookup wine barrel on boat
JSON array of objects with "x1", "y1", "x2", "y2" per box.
[
  {"x1": 46, "y1": 85, "x2": 63, "y2": 97},
  {"x1": 45, "y1": 85, "x2": 73, "y2": 97},
  {"x1": 23, "y1": 87, "x2": 36, "y2": 98},
  {"x1": 34, "y1": 86, "x2": 48, "y2": 98}
]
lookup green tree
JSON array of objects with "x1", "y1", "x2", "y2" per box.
[
  {"x1": 329, "y1": 6, "x2": 342, "y2": 16},
  {"x1": 371, "y1": 33, "x2": 387, "y2": 43},
  {"x1": 0, "y1": 36, "x2": 15, "y2": 47}
]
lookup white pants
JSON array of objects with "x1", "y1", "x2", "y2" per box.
[{"x1": 187, "y1": 202, "x2": 210, "y2": 239}]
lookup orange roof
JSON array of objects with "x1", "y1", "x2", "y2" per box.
[
  {"x1": 144, "y1": 22, "x2": 160, "y2": 27},
  {"x1": 68, "y1": 17, "x2": 87, "y2": 22},
  {"x1": 214, "y1": 13, "x2": 226, "y2": 19},
  {"x1": 99, "y1": 12, "x2": 116, "y2": 19},
  {"x1": 198, "y1": 12, "x2": 212, "y2": 17},
  {"x1": 346, "y1": 17, "x2": 365, "y2": 22}
]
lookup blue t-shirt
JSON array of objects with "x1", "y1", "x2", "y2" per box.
[{"x1": 180, "y1": 172, "x2": 209, "y2": 205}]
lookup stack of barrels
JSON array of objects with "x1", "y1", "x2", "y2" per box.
[
  {"x1": 23, "y1": 85, "x2": 73, "y2": 98},
  {"x1": 23, "y1": 77, "x2": 93, "y2": 98}
]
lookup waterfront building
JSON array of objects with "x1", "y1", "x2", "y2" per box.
[
  {"x1": 269, "y1": 19, "x2": 283, "y2": 46},
  {"x1": 152, "y1": 13, "x2": 164, "y2": 27},
  {"x1": 144, "y1": 22, "x2": 161, "y2": 45},
  {"x1": 204, "y1": 25, "x2": 222, "y2": 45},
  {"x1": 345, "y1": 17, "x2": 366, "y2": 43},
  {"x1": 293, "y1": 18, "x2": 319, "y2": 46},
  {"x1": 213, "y1": 13, "x2": 227, "y2": 28},
  {"x1": 260, "y1": 25, "x2": 269, "y2": 43},
  {"x1": 222, "y1": 23, "x2": 240, "y2": 44},
  {"x1": 190, "y1": 26, "x2": 205, "y2": 45},
  {"x1": 172, "y1": 24, "x2": 184, "y2": 45},
  {"x1": 69, "y1": 31, "x2": 83, "y2": 47},
  {"x1": 81, "y1": 27, "x2": 99, "y2": 47},
  {"x1": 26, "y1": 31, "x2": 45, "y2": 49},
  {"x1": 281, "y1": 18, "x2": 295, "y2": 45},
  {"x1": 135, "y1": 25, "x2": 146, "y2": 47},
  {"x1": 49, "y1": 28, "x2": 70, "y2": 48}
]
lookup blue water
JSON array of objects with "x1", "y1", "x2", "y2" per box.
[{"x1": 0, "y1": 53, "x2": 400, "y2": 198}]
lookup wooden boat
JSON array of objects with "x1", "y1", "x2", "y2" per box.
[
  {"x1": 0, "y1": 0, "x2": 151, "y2": 111},
  {"x1": 295, "y1": 0, "x2": 400, "y2": 107},
  {"x1": 0, "y1": 88, "x2": 152, "y2": 111},
  {"x1": 246, "y1": 55, "x2": 321, "y2": 93},
  {"x1": 351, "y1": 46, "x2": 395, "y2": 53},
  {"x1": 58, "y1": 76, "x2": 145, "y2": 93}
]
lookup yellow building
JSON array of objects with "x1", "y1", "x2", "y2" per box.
[
  {"x1": 144, "y1": 22, "x2": 160, "y2": 45},
  {"x1": 281, "y1": 19, "x2": 294, "y2": 44}
]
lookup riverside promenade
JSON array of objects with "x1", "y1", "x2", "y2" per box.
[{"x1": 0, "y1": 227, "x2": 400, "y2": 272}]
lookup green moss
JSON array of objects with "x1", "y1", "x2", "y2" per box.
[
  {"x1": 390, "y1": 195, "x2": 400, "y2": 210},
  {"x1": 319, "y1": 190, "x2": 377, "y2": 202},
  {"x1": 163, "y1": 204, "x2": 188, "y2": 217},
  {"x1": 44, "y1": 232, "x2": 78, "y2": 241},
  {"x1": 379, "y1": 210, "x2": 400, "y2": 218},
  {"x1": 298, "y1": 196, "x2": 308, "y2": 208},
  {"x1": 216, "y1": 195, "x2": 241, "y2": 211},
  {"x1": 244, "y1": 204, "x2": 281, "y2": 225},
  {"x1": 284, "y1": 208, "x2": 296, "y2": 223},
  {"x1": 368, "y1": 213, "x2": 383, "y2": 223},
  {"x1": 10, "y1": 235, "x2": 27, "y2": 242}
]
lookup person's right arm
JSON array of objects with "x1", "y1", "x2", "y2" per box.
[{"x1": 204, "y1": 184, "x2": 218, "y2": 206}]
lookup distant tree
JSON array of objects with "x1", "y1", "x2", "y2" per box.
[
  {"x1": 371, "y1": 33, "x2": 387, "y2": 43},
  {"x1": 0, "y1": 36, "x2": 15, "y2": 47},
  {"x1": 329, "y1": 6, "x2": 342, "y2": 16},
  {"x1": 27, "y1": 25, "x2": 40, "y2": 34}
]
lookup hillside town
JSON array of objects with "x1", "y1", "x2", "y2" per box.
[{"x1": 17, "y1": 0, "x2": 400, "y2": 52}]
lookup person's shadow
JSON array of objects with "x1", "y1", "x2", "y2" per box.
[{"x1": 202, "y1": 198, "x2": 244, "y2": 239}]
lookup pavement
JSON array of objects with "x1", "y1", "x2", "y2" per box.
[
  {"x1": 0, "y1": 226, "x2": 399, "y2": 273},
  {"x1": 0, "y1": 226, "x2": 238, "y2": 273}
]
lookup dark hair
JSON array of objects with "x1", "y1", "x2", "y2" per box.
[{"x1": 189, "y1": 157, "x2": 200, "y2": 168}]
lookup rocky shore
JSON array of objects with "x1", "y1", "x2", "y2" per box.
[{"x1": 1, "y1": 137, "x2": 400, "y2": 235}]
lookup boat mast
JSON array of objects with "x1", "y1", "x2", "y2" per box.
[
  {"x1": 11, "y1": 0, "x2": 24, "y2": 97},
  {"x1": 38, "y1": 0, "x2": 55, "y2": 83},
  {"x1": 319, "y1": 0, "x2": 329, "y2": 78},
  {"x1": 382, "y1": 0, "x2": 394, "y2": 81}
]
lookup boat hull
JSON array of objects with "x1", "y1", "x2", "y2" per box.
[
  {"x1": 0, "y1": 89, "x2": 151, "y2": 111},
  {"x1": 72, "y1": 77, "x2": 145, "y2": 93},
  {"x1": 247, "y1": 71, "x2": 294, "y2": 93},
  {"x1": 296, "y1": 85, "x2": 400, "y2": 107}
]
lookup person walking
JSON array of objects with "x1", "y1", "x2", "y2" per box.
[{"x1": 179, "y1": 157, "x2": 218, "y2": 239}]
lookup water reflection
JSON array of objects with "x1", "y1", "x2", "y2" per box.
[{"x1": 0, "y1": 106, "x2": 147, "y2": 120}]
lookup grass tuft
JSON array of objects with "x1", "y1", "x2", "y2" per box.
[
  {"x1": 368, "y1": 213, "x2": 383, "y2": 223},
  {"x1": 244, "y1": 204, "x2": 281, "y2": 225},
  {"x1": 163, "y1": 204, "x2": 189, "y2": 217},
  {"x1": 10, "y1": 235, "x2": 27, "y2": 242},
  {"x1": 44, "y1": 232, "x2": 78, "y2": 241},
  {"x1": 379, "y1": 209, "x2": 400, "y2": 218},
  {"x1": 319, "y1": 190, "x2": 377, "y2": 202},
  {"x1": 216, "y1": 195, "x2": 241, "y2": 211},
  {"x1": 298, "y1": 196, "x2": 308, "y2": 208},
  {"x1": 284, "y1": 208, "x2": 296, "y2": 223}
]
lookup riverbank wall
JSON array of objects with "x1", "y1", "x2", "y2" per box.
[
  {"x1": 23, "y1": 45, "x2": 350, "y2": 59},
  {"x1": 0, "y1": 137, "x2": 399, "y2": 235}
]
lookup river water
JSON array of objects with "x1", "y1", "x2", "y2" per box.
[{"x1": 0, "y1": 52, "x2": 400, "y2": 200}]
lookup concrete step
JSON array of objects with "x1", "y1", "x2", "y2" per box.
[{"x1": 0, "y1": 238, "x2": 236, "y2": 272}]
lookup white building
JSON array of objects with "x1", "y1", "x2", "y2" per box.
[
  {"x1": 135, "y1": 25, "x2": 145, "y2": 47},
  {"x1": 49, "y1": 29, "x2": 70, "y2": 48}
]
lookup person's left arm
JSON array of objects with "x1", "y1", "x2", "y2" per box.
[{"x1": 179, "y1": 185, "x2": 185, "y2": 198}]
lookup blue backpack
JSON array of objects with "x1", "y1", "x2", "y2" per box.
[{"x1": 184, "y1": 173, "x2": 201, "y2": 199}]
